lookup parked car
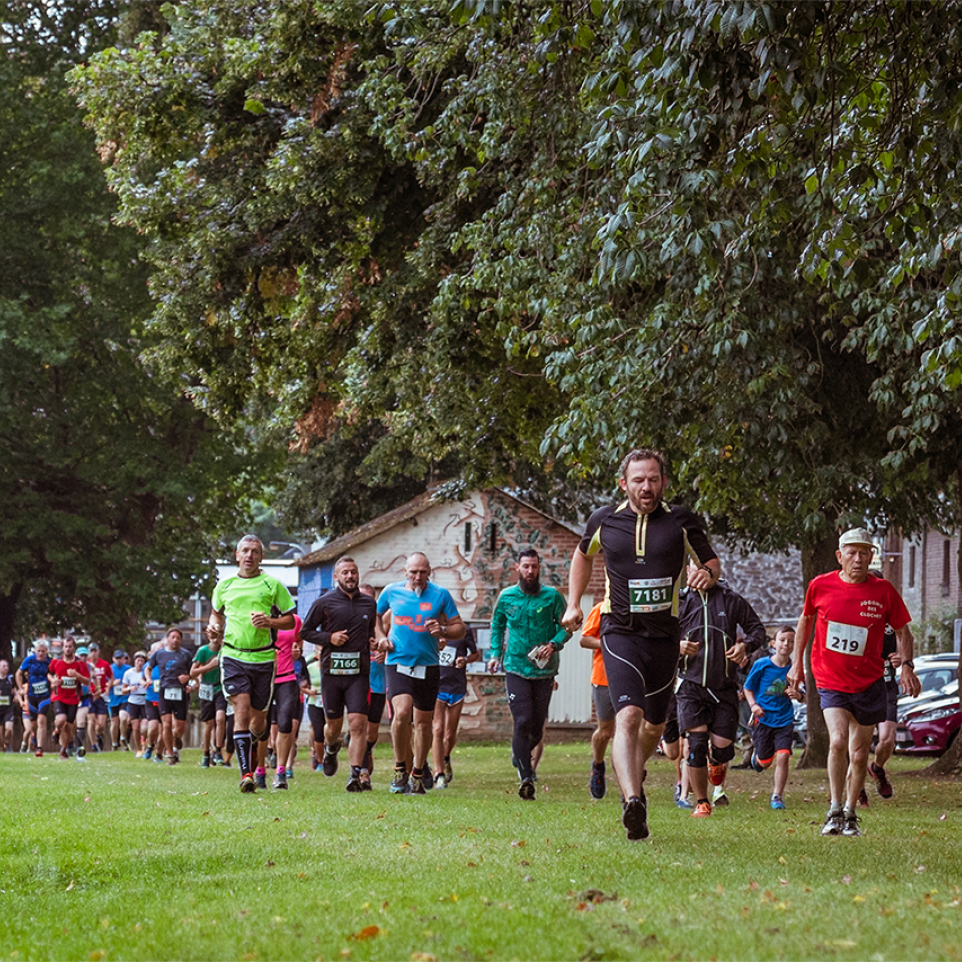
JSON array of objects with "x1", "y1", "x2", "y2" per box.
[
  {"x1": 897, "y1": 654, "x2": 959, "y2": 722},
  {"x1": 896, "y1": 682, "x2": 960, "y2": 756}
]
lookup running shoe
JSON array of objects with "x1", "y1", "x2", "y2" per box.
[
  {"x1": 712, "y1": 787, "x2": 730, "y2": 807},
  {"x1": 165, "y1": 753, "x2": 176, "y2": 766},
  {"x1": 707, "y1": 763, "x2": 726, "y2": 786},
  {"x1": 112, "y1": 743, "x2": 120, "y2": 752},
  {"x1": 359, "y1": 772, "x2": 373, "y2": 791},
  {"x1": 267, "y1": 749, "x2": 277, "y2": 769},
  {"x1": 58, "y1": 749, "x2": 69, "y2": 760},
  {"x1": 77, "y1": 746, "x2": 86, "y2": 759},
  {"x1": 518, "y1": 778, "x2": 536, "y2": 800},
  {"x1": 239, "y1": 772, "x2": 257, "y2": 794},
  {"x1": 857, "y1": 788, "x2": 870, "y2": 809},
  {"x1": 272, "y1": 770, "x2": 289, "y2": 790},
  {"x1": 842, "y1": 809, "x2": 862, "y2": 837},
  {"x1": 869, "y1": 761, "x2": 893, "y2": 799},
  {"x1": 75, "y1": 753, "x2": 87, "y2": 763},
  {"x1": 120, "y1": 736, "x2": 129, "y2": 751},
  {"x1": 622, "y1": 795, "x2": 649, "y2": 840},
  {"x1": 434, "y1": 774, "x2": 447, "y2": 790},
  {"x1": 345, "y1": 774, "x2": 362, "y2": 793},
  {"x1": 675, "y1": 792, "x2": 694, "y2": 810},
  {"x1": 770, "y1": 794, "x2": 785, "y2": 810},
  {"x1": 589, "y1": 760, "x2": 606, "y2": 800},
  {"x1": 389, "y1": 770, "x2": 409, "y2": 794},
  {"x1": 750, "y1": 753, "x2": 765, "y2": 773},
  {"x1": 286, "y1": 767, "x2": 294, "y2": 779},
  {"x1": 691, "y1": 800, "x2": 713, "y2": 818},
  {"x1": 35, "y1": 749, "x2": 43, "y2": 758},
  {"x1": 820, "y1": 810, "x2": 844, "y2": 836},
  {"x1": 409, "y1": 773, "x2": 427, "y2": 795},
  {"x1": 212, "y1": 750, "x2": 224, "y2": 766},
  {"x1": 200, "y1": 754, "x2": 211, "y2": 769},
  {"x1": 152, "y1": 752, "x2": 164, "y2": 764},
  {"x1": 423, "y1": 763, "x2": 434, "y2": 790},
  {"x1": 255, "y1": 771, "x2": 267, "y2": 790},
  {"x1": 322, "y1": 744, "x2": 340, "y2": 777},
  {"x1": 135, "y1": 751, "x2": 143, "y2": 758},
  {"x1": 444, "y1": 757, "x2": 453, "y2": 783},
  {"x1": 143, "y1": 747, "x2": 152, "y2": 760}
]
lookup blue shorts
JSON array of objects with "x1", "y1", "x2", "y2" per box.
[
  {"x1": 819, "y1": 677, "x2": 887, "y2": 727},
  {"x1": 751, "y1": 722, "x2": 794, "y2": 764},
  {"x1": 436, "y1": 691, "x2": 465, "y2": 707}
]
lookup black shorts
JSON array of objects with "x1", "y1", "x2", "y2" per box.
[
  {"x1": 145, "y1": 701, "x2": 161, "y2": 724},
  {"x1": 221, "y1": 656, "x2": 275, "y2": 714},
  {"x1": 126, "y1": 702, "x2": 147, "y2": 721},
  {"x1": 0, "y1": 705, "x2": 13, "y2": 725},
  {"x1": 108, "y1": 703, "x2": 128, "y2": 719},
  {"x1": 273, "y1": 679, "x2": 301, "y2": 734},
  {"x1": 600, "y1": 628, "x2": 679, "y2": 726},
  {"x1": 159, "y1": 688, "x2": 189, "y2": 721},
  {"x1": 55, "y1": 702, "x2": 79, "y2": 724},
  {"x1": 884, "y1": 679, "x2": 899, "y2": 724},
  {"x1": 386, "y1": 664, "x2": 441, "y2": 713},
  {"x1": 751, "y1": 722, "x2": 794, "y2": 764},
  {"x1": 592, "y1": 684, "x2": 615, "y2": 724},
  {"x1": 308, "y1": 703, "x2": 326, "y2": 740},
  {"x1": 675, "y1": 680, "x2": 740, "y2": 741},
  {"x1": 26, "y1": 696, "x2": 52, "y2": 719},
  {"x1": 90, "y1": 698, "x2": 109, "y2": 717},
  {"x1": 662, "y1": 691, "x2": 681, "y2": 745},
  {"x1": 322, "y1": 672, "x2": 371, "y2": 719},
  {"x1": 819, "y1": 677, "x2": 887, "y2": 728},
  {"x1": 368, "y1": 691, "x2": 386, "y2": 725},
  {"x1": 200, "y1": 690, "x2": 228, "y2": 722}
]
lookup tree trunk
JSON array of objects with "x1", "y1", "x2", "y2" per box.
[
  {"x1": 795, "y1": 534, "x2": 839, "y2": 770},
  {"x1": 0, "y1": 587, "x2": 22, "y2": 665},
  {"x1": 920, "y1": 463, "x2": 962, "y2": 775}
]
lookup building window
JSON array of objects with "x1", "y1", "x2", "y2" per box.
[
  {"x1": 488, "y1": 522, "x2": 498, "y2": 554},
  {"x1": 942, "y1": 539, "x2": 951, "y2": 597},
  {"x1": 464, "y1": 522, "x2": 472, "y2": 554},
  {"x1": 909, "y1": 545, "x2": 916, "y2": 588}
]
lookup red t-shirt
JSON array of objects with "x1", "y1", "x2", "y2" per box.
[
  {"x1": 582, "y1": 604, "x2": 609, "y2": 687},
  {"x1": 88, "y1": 658, "x2": 111, "y2": 699},
  {"x1": 803, "y1": 571, "x2": 911, "y2": 693},
  {"x1": 50, "y1": 658, "x2": 91, "y2": 706}
]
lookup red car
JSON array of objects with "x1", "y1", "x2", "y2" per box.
[{"x1": 896, "y1": 683, "x2": 960, "y2": 756}]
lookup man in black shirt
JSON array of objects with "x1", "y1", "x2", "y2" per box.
[
  {"x1": 146, "y1": 628, "x2": 193, "y2": 766},
  {"x1": 563, "y1": 448, "x2": 720, "y2": 841},
  {"x1": 301, "y1": 557, "x2": 378, "y2": 791}
]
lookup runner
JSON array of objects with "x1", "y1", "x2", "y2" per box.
[
  {"x1": 676, "y1": 560, "x2": 767, "y2": 817},
  {"x1": 268, "y1": 613, "x2": 303, "y2": 789},
  {"x1": 488, "y1": 549, "x2": 569, "y2": 800},
  {"x1": 562, "y1": 448, "x2": 720, "y2": 841},
  {"x1": 146, "y1": 628, "x2": 192, "y2": 765},
  {"x1": 49, "y1": 637, "x2": 90, "y2": 761},
  {"x1": 191, "y1": 635, "x2": 227, "y2": 768},
  {"x1": 864, "y1": 625, "x2": 906, "y2": 804},
  {"x1": 17, "y1": 640, "x2": 53, "y2": 754},
  {"x1": 0, "y1": 659, "x2": 18, "y2": 751},
  {"x1": 432, "y1": 624, "x2": 480, "y2": 789},
  {"x1": 579, "y1": 603, "x2": 614, "y2": 799},
  {"x1": 376, "y1": 552, "x2": 466, "y2": 795},
  {"x1": 303, "y1": 649, "x2": 325, "y2": 773},
  {"x1": 361, "y1": 583, "x2": 385, "y2": 788},
  {"x1": 143, "y1": 641, "x2": 163, "y2": 762},
  {"x1": 122, "y1": 651, "x2": 149, "y2": 756},
  {"x1": 302, "y1": 557, "x2": 378, "y2": 792},
  {"x1": 788, "y1": 528, "x2": 922, "y2": 837},
  {"x1": 107, "y1": 649, "x2": 131, "y2": 751},
  {"x1": 74, "y1": 645, "x2": 92, "y2": 756},
  {"x1": 207, "y1": 535, "x2": 296, "y2": 793},
  {"x1": 86, "y1": 642, "x2": 111, "y2": 752}
]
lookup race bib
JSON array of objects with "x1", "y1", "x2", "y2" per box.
[
  {"x1": 826, "y1": 621, "x2": 868, "y2": 658},
  {"x1": 628, "y1": 577, "x2": 673, "y2": 612},
  {"x1": 439, "y1": 646, "x2": 458, "y2": 667},
  {"x1": 308, "y1": 694, "x2": 323, "y2": 708},
  {"x1": 199, "y1": 683, "x2": 214, "y2": 701},
  {"x1": 226, "y1": 702, "x2": 234, "y2": 717},
  {"x1": 396, "y1": 664, "x2": 426, "y2": 679},
  {"x1": 33, "y1": 681, "x2": 48, "y2": 695},
  {"x1": 0, "y1": 696, "x2": 9, "y2": 706},
  {"x1": 329, "y1": 651, "x2": 360, "y2": 676},
  {"x1": 61, "y1": 677, "x2": 77, "y2": 689},
  {"x1": 153, "y1": 680, "x2": 160, "y2": 693},
  {"x1": 163, "y1": 687, "x2": 183, "y2": 701},
  {"x1": 113, "y1": 678, "x2": 122, "y2": 688}
]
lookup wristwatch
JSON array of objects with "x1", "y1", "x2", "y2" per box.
[{"x1": 902, "y1": 660, "x2": 915, "y2": 670}]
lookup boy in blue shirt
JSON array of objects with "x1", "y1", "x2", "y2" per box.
[{"x1": 743, "y1": 627, "x2": 798, "y2": 810}]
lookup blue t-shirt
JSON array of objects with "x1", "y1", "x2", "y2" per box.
[
  {"x1": 369, "y1": 660, "x2": 386, "y2": 695},
  {"x1": 376, "y1": 581, "x2": 460, "y2": 667},
  {"x1": 145, "y1": 664, "x2": 160, "y2": 705},
  {"x1": 744, "y1": 656, "x2": 794, "y2": 729},
  {"x1": 20, "y1": 654, "x2": 52, "y2": 698},
  {"x1": 108, "y1": 663, "x2": 128, "y2": 707}
]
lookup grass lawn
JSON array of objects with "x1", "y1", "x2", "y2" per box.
[{"x1": 3, "y1": 743, "x2": 961, "y2": 961}]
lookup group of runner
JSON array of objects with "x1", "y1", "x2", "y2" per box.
[{"x1": 8, "y1": 446, "x2": 926, "y2": 842}]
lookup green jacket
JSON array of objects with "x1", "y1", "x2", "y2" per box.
[{"x1": 489, "y1": 584, "x2": 569, "y2": 678}]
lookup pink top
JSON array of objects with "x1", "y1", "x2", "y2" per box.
[{"x1": 275, "y1": 614, "x2": 303, "y2": 683}]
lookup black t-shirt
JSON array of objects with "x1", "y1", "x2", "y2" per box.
[
  {"x1": 439, "y1": 627, "x2": 478, "y2": 697},
  {"x1": 0, "y1": 675, "x2": 14, "y2": 707},
  {"x1": 301, "y1": 587, "x2": 377, "y2": 675},
  {"x1": 147, "y1": 648, "x2": 193, "y2": 691},
  {"x1": 580, "y1": 499, "x2": 716, "y2": 636}
]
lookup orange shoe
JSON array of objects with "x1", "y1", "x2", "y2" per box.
[
  {"x1": 691, "y1": 800, "x2": 713, "y2": 818},
  {"x1": 708, "y1": 763, "x2": 726, "y2": 786}
]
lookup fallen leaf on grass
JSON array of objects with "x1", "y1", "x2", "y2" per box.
[
  {"x1": 265, "y1": 860, "x2": 275, "y2": 868},
  {"x1": 579, "y1": 889, "x2": 618, "y2": 903},
  {"x1": 90, "y1": 953, "x2": 105, "y2": 961},
  {"x1": 411, "y1": 954, "x2": 437, "y2": 962},
  {"x1": 853, "y1": 895, "x2": 866, "y2": 903},
  {"x1": 915, "y1": 865, "x2": 927, "y2": 873},
  {"x1": 575, "y1": 903, "x2": 595, "y2": 912},
  {"x1": 349, "y1": 925, "x2": 383, "y2": 941},
  {"x1": 511, "y1": 839, "x2": 526, "y2": 847},
  {"x1": 840, "y1": 875, "x2": 852, "y2": 885},
  {"x1": 939, "y1": 813, "x2": 948, "y2": 821},
  {"x1": 65, "y1": 881, "x2": 75, "y2": 892}
]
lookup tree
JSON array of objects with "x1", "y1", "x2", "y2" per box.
[{"x1": 0, "y1": 1, "x2": 260, "y2": 657}]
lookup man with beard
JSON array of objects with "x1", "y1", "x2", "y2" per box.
[
  {"x1": 562, "y1": 448, "x2": 720, "y2": 841},
  {"x1": 147, "y1": 628, "x2": 193, "y2": 765},
  {"x1": 302, "y1": 556, "x2": 378, "y2": 791},
  {"x1": 376, "y1": 552, "x2": 466, "y2": 795},
  {"x1": 488, "y1": 549, "x2": 569, "y2": 800}
]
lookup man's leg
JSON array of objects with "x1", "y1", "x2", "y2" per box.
[
  {"x1": 431, "y1": 700, "x2": 447, "y2": 777},
  {"x1": 611, "y1": 705, "x2": 645, "y2": 800},
  {"x1": 412, "y1": 707, "x2": 434, "y2": 771},
  {"x1": 390, "y1": 693, "x2": 414, "y2": 772},
  {"x1": 845, "y1": 718, "x2": 875, "y2": 812},
  {"x1": 823, "y1": 707, "x2": 853, "y2": 807},
  {"x1": 686, "y1": 725, "x2": 710, "y2": 804}
]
